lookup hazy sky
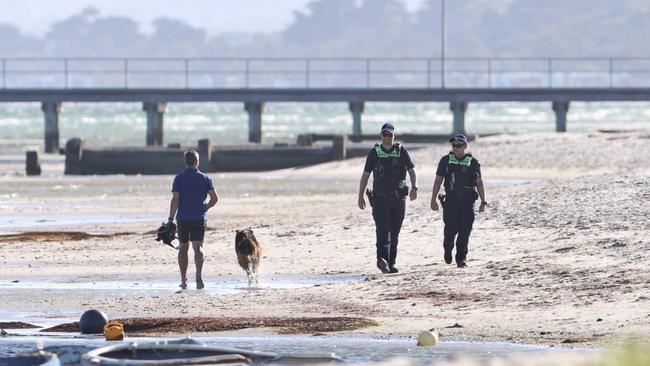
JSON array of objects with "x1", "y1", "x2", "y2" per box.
[{"x1": 3, "y1": 0, "x2": 427, "y2": 36}]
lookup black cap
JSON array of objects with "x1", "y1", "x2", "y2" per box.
[
  {"x1": 381, "y1": 123, "x2": 395, "y2": 134},
  {"x1": 449, "y1": 134, "x2": 468, "y2": 144}
]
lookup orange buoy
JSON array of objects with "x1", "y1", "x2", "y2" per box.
[{"x1": 103, "y1": 321, "x2": 125, "y2": 341}]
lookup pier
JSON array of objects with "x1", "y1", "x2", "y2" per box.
[{"x1": 1, "y1": 57, "x2": 650, "y2": 152}]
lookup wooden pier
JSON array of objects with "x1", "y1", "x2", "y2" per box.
[{"x1": 1, "y1": 57, "x2": 649, "y2": 152}]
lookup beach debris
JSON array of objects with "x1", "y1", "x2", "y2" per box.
[
  {"x1": 446, "y1": 323, "x2": 464, "y2": 328},
  {"x1": 45, "y1": 316, "x2": 379, "y2": 334},
  {"x1": 417, "y1": 329, "x2": 439, "y2": 346},
  {"x1": 104, "y1": 321, "x2": 125, "y2": 341},
  {"x1": 79, "y1": 309, "x2": 108, "y2": 334},
  {"x1": 554, "y1": 246, "x2": 576, "y2": 253},
  {"x1": 0, "y1": 329, "x2": 7, "y2": 336},
  {"x1": 0, "y1": 321, "x2": 39, "y2": 329}
]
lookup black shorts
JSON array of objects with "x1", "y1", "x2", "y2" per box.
[{"x1": 177, "y1": 219, "x2": 206, "y2": 243}]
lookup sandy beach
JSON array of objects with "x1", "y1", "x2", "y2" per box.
[{"x1": 1, "y1": 131, "x2": 649, "y2": 347}]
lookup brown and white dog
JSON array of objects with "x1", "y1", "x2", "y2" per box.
[{"x1": 235, "y1": 229, "x2": 262, "y2": 286}]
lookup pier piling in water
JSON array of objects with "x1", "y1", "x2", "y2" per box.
[
  {"x1": 143, "y1": 102, "x2": 167, "y2": 146},
  {"x1": 245, "y1": 102, "x2": 264, "y2": 143},
  {"x1": 450, "y1": 101, "x2": 468, "y2": 135},
  {"x1": 349, "y1": 102, "x2": 365, "y2": 141},
  {"x1": 552, "y1": 101, "x2": 570, "y2": 132},
  {"x1": 42, "y1": 102, "x2": 62, "y2": 153}
]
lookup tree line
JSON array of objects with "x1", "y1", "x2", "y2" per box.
[{"x1": 1, "y1": 0, "x2": 648, "y2": 58}]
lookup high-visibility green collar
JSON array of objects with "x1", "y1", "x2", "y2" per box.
[
  {"x1": 375, "y1": 143, "x2": 401, "y2": 158},
  {"x1": 448, "y1": 153, "x2": 472, "y2": 166}
]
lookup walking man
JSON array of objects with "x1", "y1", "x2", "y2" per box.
[
  {"x1": 168, "y1": 150, "x2": 218, "y2": 289},
  {"x1": 430, "y1": 134, "x2": 486, "y2": 268},
  {"x1": 358, "y1": 123, "x2": 418, "y2": 274}
]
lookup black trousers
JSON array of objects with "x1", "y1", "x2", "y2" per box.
[
  {"x1": 442, "y1": 198, "x2": 475, "y2": 263},
  {"x1": 372, "y1": 196, "x2": 406, "y2": 267}
]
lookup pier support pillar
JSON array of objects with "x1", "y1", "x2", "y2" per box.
[
  {"x1": 552, "y1": 101, "x2": 570, "y2": 132},
  {"x1": 143, "y1": 102, "x2": 167, "y2": 146},
  {"x1": 349, "y1": 102, "x2": 364, "y2": 142},
  {"x1": 42, "y1": 102, "x2": 62, "y2": 153},
  {"x1": 450, "y1": 101, "x2": 468, "y2": 135},
  {"x1": 245, "y1": 102, "x2": 264, "y2": 143}
]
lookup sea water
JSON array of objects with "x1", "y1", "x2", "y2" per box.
[
  {"x1": 1, "y1": 101, "x2": 649, "y2": 154},
  {"x1": 0, "y1": 333, "x2": 592, "y2": 363}
]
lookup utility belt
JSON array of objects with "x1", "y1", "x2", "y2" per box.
[
  {"x1": 366, "y1": 183, "x2": 408, "y2": 207},
  {"x1": 442, "y1": 186, "x2": 479, "y2": 202}
]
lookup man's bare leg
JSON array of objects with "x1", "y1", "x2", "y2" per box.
[
  {"x1": 192, "y1": 241, "x2": 205, "y2": 289},
  {"x1": 178, "y1": 242, "x2": 190, "y2": 289}
]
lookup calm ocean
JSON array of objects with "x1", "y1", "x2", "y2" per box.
[{"x1": 1, "y1": 101, "x2": 649, "y2": 154}]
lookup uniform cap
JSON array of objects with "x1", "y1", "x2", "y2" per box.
[
  {"x1": 449, "y1": 134, "x2": 468, "y2": 144},
  {"x1": 380, "y1": 123, "x2": 395, "y2": 134}
]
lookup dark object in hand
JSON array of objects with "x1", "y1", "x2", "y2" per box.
[
  {"x1": 365, "y1": 189, "x2": 375, "y2": 207},
  {"x1": 156, "y1": 221, "x2": 178, "y2": 249}
]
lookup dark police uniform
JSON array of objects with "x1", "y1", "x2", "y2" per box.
[
  {"x1": 436, "y1": 152, "x2": 481, "y2": 265},
  {"x1": 364, "y1": 143, "x2": 415, "y2": 270},
  {"x1": 172, "y1": 168, "x2": 214, "y2": 243}
]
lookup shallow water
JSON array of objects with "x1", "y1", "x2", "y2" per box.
[
  {"x1": 0, "y1": 334, "x2": 591, "y2": 363},
  {"x1": 0, "y1": 214, "x2": 160, "y2": 230},
  {"x1": 0, "y1": 175, "x2": 529, "y2": 233},
  {"x1": 0, "y1": 274, "x2": 364, "y2": 296}
]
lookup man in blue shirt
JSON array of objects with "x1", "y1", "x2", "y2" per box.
[{"x1": 168, "y1": 150, "x2": 218, "y2": 289}]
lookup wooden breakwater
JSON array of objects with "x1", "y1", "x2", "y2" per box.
[{"x1": 64, "y1": 136, "x2": 349, "y2": 175}]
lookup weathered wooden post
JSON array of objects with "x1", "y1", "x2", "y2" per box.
[
  {"x1": 64, "y1": 138, "x2": 85, "y2": 175},
  {"x1": 297, "y1": 134, "x2": 313, "y2": 146},
  {"x1": 332, "y1": 135, "x2": 348, "y2": 160},
  {"x1": 198, "y1": 138, "x2": 213, "y2": 164},
  {"x1": 25, "y1": 151, "x2": 41, "y2": 176}
]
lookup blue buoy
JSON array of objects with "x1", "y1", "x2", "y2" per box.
[{"x1": 79, "y1": 309, "x2": 108, "y2": 334}]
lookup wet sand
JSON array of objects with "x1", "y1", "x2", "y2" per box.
[{"x1": 0, "y1": 132, "x2": 649, "y2": 346}]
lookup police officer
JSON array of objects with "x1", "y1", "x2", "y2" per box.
[
  {"x1": 168, "y1": 150, "x2": 219, "y2": 289},
  {"x1": 430, "y1": 134, "x2": 486, "y2": 268},
  {"x1": 358, "y1": 123, "x2": 418, "y2": 274}
]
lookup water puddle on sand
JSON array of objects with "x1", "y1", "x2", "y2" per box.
[
  {"x1": 0, "y1": 274, "x2": 364, "y2": 296},
  {"x1": 485, "y1": 178, "x2": 532, "y2": 186},
  {"x1": 0, "y1": 214, "x2": 159, "y2": 230},
  {"x1": 0, "y1": 334, "x2": 592, "y2": 362}
]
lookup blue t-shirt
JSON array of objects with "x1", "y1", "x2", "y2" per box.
[{"x1": 172, "y1": 168, "x2": 214, "y2": 220}]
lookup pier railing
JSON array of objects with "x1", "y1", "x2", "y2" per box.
[{"x1": 2, "y1": 57, "x2": 650, "y2": 89}]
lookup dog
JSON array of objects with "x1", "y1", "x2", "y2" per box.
[{"x1": 235, "y1": 229, "x2": 262, "y2": 287}]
